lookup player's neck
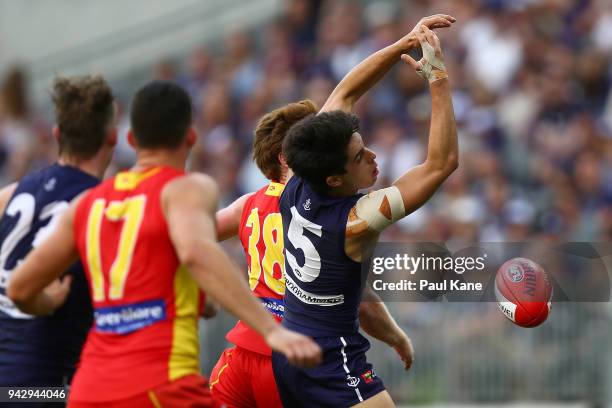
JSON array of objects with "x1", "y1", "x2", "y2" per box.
[
  {"x1": 132, "y1": 149, "x2": 186, "y2": 172},
  {"x1": 326, "y1": 184, "x2": 358, "y2": 197},
  {"x1": 279, "y1": 168, "x2": 293, "y2": 184},
  {"x1": 58, "y1": 155, "x2": 107, "y2": 179}
]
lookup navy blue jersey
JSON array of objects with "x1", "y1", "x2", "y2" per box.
[
  {"x1": 279, "y1": 176, "x2": 364, "y2": 337},
  {"x1": 0, "y1": 164, "x2": 98, "y2": 386}
]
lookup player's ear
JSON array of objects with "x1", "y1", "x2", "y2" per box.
[
  {"x1": 185, "y1": 127, "x2": 197, "y2": 147},
  {"x1": 52, "y1": 126, "x2": 60, "y2": 142},
  {"x1": 326, "y1": 175, "x2": 343, "y2": 188},
  {"x1": 127, "y1": 130, "x2": 137, "y2": 148},
  {"x1": 107, "y1": 128, "x2": 118, "y2": 147},
  {"x1": 278, "y1": 152, "x2": 288, "y2": 167}
]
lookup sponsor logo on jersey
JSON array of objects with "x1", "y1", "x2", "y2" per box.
[
  {"x1": 94, "y1": 299, "x2": 166, "y2": 334},
  {"x1": 260, "y1": 297, "x2": 285, "y2": 318},
  {"x1": 303, "y1": 199, "x2": 311, "y2": 211},
  {"x1": 285, "y1": 274, "x2": 344, "y2": 306}
]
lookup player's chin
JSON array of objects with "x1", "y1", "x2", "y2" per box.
[{"x1": 360, "y1": 176, "x2": 377, "y2": 189}]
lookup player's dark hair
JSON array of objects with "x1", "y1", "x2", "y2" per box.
[
  {"x1": 253, "y1": 99, "x2": 317, "y2": 182},
  {"x1": 283, "y1": 110, "x2": 359, "y2": 192},
  {"x1": 130, "y1": 81, "x2": 192, "y2": 150},
  {"x1": 52, "y1": 75, "x2": 114, "y2": 160}
]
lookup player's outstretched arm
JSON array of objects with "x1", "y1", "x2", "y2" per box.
[
  {"x1": 7, "y1": 201, "x2": 79, "y2": 315},
  {"x1": 163, "y1": 174, "x2": 321, "y2": 368},
  {"x1": 344, "y1": 27, "x2": 457, "y2": 256},
  {"x1": 359, "y1": 287, "x2": 414, "y2": 370},
  {"x1": 215, "y1": 193, "x2": 252, "y2": 241},
  {"x1": 393, "y1": 26, "x2": 458, "y2": 215},
  {"x1": 320, "y1": 14, "x2": 455, "y2": 113}
]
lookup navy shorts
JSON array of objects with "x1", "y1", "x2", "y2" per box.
[{"x1": 271, "y1": 333, "x2": 385, "y2": 407}]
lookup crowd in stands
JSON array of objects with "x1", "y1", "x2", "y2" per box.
[{"x1": 2, "y1": 0, "x2": 610, "y2": 244}]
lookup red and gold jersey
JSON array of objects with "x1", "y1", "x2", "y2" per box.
[
  {"x1": 226, "y1": 182, "x2": 285, "y2": 355},
  {"x1": 71, "y1": 166, "x2": 204, "y2": 402}
]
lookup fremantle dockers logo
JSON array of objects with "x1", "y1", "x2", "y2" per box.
[
  {"x1": 506, "y1": 265, "x2": 524, "y2": 283},
  {"x1": 346, "y1": 375, "x2": 360, "y2": 387}
]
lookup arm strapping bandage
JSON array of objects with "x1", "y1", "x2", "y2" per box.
[
  {"x1": 351, "y1": 186, "x2": 406, "y2": 233},
  {"x1": 417, "y1": 42, "x2": 447, "y2": 84}
]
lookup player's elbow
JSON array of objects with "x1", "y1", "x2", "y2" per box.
[
  {"x1": 426, "y1": 155, "x2": 458, "y2": 179},
  {"x1": 177, "y1": 245, "x2": 203, "y2": 272},
  {"x1": 175, "y1": 237, "x2": 209, "y2": 271},
  {"x1": 358, "y1": 301, "x2": 376, "y2": 324},
  {"x1": 446, "y1": 154, "x2": 459, "y2": 173},
  {"x1": 6, "y1": 280, "x2": 32, "y2": 305},
  {"x1": 177, "y1": 239, "x2": 220, "y2": 276},
  {"x1": 436, "y1": 150, "x2": 459, "y2": 174}
]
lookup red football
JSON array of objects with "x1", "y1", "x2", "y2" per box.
[{"x1": 495, "y1": 257, "x2": 552, "y2": 328}]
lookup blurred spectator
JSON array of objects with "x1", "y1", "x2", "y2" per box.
[
  {"x1": 152, "y1": 58, "x2": 177, "y2": 81},
  {"x1": 223, "y1": 29, "x2": 263, "y2": 101},
  {"x1": 180, "y1": 47, "x2": 213, "y2": 104},
  {"x1": 0, "y1": 67, "x2": 42, "y2": 184}
]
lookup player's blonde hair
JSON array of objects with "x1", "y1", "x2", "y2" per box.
[{"x1": 253, "y1": 99, "x2": 317, "y2": 182}]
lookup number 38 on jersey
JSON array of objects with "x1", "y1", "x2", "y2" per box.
[{"x1": 243, "y1": 207, "x2": 285, "y2": 296}]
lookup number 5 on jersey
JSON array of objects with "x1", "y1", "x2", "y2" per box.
[
  {"x1": 85, "y1": 195, "x2": 146, "y2": 301},
  {"x1": 286, "y1": 206, "x2": 322, "y2": 283}
]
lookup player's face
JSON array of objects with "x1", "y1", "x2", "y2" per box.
[{"x1": 343, "y1": 132, "x2": 378, "y2": 190}]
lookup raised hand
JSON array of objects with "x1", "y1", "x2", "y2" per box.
[
  {"x1": 401, "y1": 25, "x2": 448, "y2": 84},
  {"x1": 399, "y1": 14, "x2": 456, "y2": 51}
]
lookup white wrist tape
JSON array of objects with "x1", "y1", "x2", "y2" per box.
[
  {"x1": 353, "y1": 186, "x2": 406, "y2": 232},
  {"x1": 417, "y1": 42, "x2": 447, "y2": 83}
]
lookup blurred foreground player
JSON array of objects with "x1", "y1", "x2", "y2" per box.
[
  {"x1": 0, "y1": 76, "x2": 116, "y2": 395},
  {"x1": 274, "y1": 25, "x2": 458, "y2": 407},
  {"x1": 8, "y1": 81, "x2": 321, "y2": 407}
]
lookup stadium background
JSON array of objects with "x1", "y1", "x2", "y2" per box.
[{"x1": 0, "y1": 0, "x2": 611, "y2": 405}]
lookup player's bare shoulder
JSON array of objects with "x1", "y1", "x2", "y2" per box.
[
  {"x1": 161, "y1": 172, "x2": 220, "y2": 214},
  {"x1": 164, "y1": 172, "x2": 218, "y2": 193}
]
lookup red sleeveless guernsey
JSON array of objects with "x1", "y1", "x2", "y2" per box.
[
  {"x1": 226, "y1": 182, "x2": 285, "y2": 355},
  {"x1": 71, "y1": 166, "x2": 204, "y2": 402}
]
